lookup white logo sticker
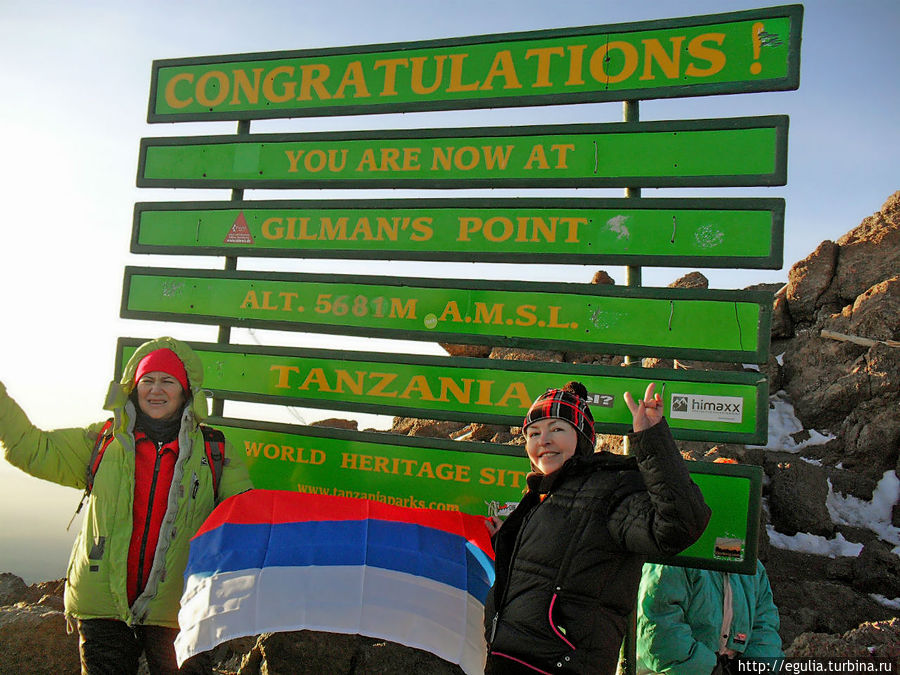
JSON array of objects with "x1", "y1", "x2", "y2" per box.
[{"x1": 670, "y1": 394, "x2": 743, "y2": 423}]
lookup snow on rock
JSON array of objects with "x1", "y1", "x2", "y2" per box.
[
  {"x1": 827, "y1": 471, "x2": 900, "y2": 546},
  {"x1": 766, "y1": 525, "x2": 864, "y2": 558},
  {"x1": 747, "y1": 391, "x2": 835, "y2": 452},
  {"x1": 869, "y1": 594, "x2": 900, "y2": 610}
]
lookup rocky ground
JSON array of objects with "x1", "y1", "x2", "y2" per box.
[{"x1": 1, "y1": 192, "x2": 897, "y2": 672}]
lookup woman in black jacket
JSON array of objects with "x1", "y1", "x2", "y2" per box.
[{"x1": 483, "y1": 381, "x2": 711, "y2": 675}]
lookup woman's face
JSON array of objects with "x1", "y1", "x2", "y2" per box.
[
  {"x1": 524, "y1": 417, "x2": 579, "y2": 475},
  {"x1": 136, "y1": 371, "x2": 185, "y2": 420}
]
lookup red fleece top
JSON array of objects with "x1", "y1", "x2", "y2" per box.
[{"x1": 127, "y1": 432, "x2": 179, "y2": 606}]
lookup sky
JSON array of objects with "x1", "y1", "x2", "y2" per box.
[{"x1": 0, "y1": 0, "x2": 898, "y2": 583}]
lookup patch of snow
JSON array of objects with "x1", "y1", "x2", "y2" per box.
[
  {"x1": 827, "y1": 471, "x2": 900, "y2": 546},
  {"x1": 766, "y1": 525, "x2": 863, "y2": 558},
  {"x1": 742, "y1": 363, "x2": 760, "y2": 371},
  {"x1": 870, "y1": 594, "x2": 900, "y2": 610},
  {"x1": 776, "y1": 352, "x2": 785, "y2": 366},
  {"x1": 746, "y1": 392, "x2": 835, "y2": 452},
  {"x1": 801, "y1": 457, "x2": 823, "y2": 466},
  {"x1": 794, "y1": 430, "x2": 835, "y2": 451}
]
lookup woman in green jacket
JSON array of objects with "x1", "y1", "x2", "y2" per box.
[
  {"x1": 0, "y1": 337, "x2": 253, "y2": 674},
  {"x1": 636, "y1": 561, "x2": 783, "y2": 674}
]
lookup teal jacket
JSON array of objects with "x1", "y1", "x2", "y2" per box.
[
  {"x1": 0, "y1": 337, "x2": 253, "y2": 628},
  {"x1": 636, "y1": 561, "x2": 782, "y2": 674}
]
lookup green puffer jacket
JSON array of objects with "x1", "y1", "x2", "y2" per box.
[
  {"x1": 0, "y1": 337, "x2": 253, "y2": 628},
  {"x1": 636, "y1": 561, "x2": 783, "y2": 674}
]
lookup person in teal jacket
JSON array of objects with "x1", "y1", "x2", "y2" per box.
[
  {"x1": 636, "y1": 560, "x2": 783, "y2": 674},
  {"x1": 0, "y1": 337, "x2": 253, "y2": 674}
]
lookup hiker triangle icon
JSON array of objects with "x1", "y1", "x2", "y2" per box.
[{"x1": 224, "y1": 212, "x2": 255, "y2": 245}]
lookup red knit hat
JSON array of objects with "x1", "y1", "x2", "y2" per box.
[
  {"x1": 523, "y1": 381, "x2": 596, "y2": 447},
  {"x1": 134, "y1": 348, "x2": 189, "y2": 392}
]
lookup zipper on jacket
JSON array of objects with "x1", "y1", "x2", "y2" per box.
[
  {"x1": 191, "y1": 471, "x2": 199, "y2": 499},
  {"x1": 136, "y1": 442, "x2": 165, "y2": 598},
  {"x1": 489, "y1": 613, "x2": 499, "y2": 644},
  {"x1": 490, "y1": 498, "x2": 541, "y2": 650}
]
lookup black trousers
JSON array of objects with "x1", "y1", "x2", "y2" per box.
[
  {"x1": 78, "y1": 619, "x2": 211, "y2": 675},
  {"x1": 486, "y1": 654, "x2": 553, "y2": 674}
]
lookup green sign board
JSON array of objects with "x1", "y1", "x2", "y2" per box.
[
  {"x1": 148, "y1": 5, "x2": 801, "y2": 122},
  {"x1": 137, "y1": 116, "x2": 787, "y2": 189},
  {"x1": 132, "y1": 197, "x2": 784, "y2": 269},
  {"x1": 212, "y1": 416, "x2": 761, "y2": 573},
  {"x1": 121, "y1": 267, "x2": 773, "y2": 362},
  {"x1": 663, "y1": 463, "x2": 761, "y2": 574},
  {"x1": 117, "y1": 338, "x2": 768, "y2": 443}
]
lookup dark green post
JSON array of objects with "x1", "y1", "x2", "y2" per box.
[
  {"x1": 619, "y1": 98, "x2": 640, "y2": 675},
  {"x1": 211, "y1": 119, "x2": 250, "y2": 417}
]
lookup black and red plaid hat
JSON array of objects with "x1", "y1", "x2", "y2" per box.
[{"x1": 523, "y1": 381, "x2": 596, "y2": 447}]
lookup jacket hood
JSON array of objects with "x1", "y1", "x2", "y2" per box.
[{"x1": 103, "y1": 337, "x2": 209, "y2": 422}]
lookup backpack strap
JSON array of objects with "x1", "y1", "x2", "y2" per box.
[
  {"x1": 200, "y1": 425, "x2": 226, "y2": 505},
  {"x1": 68, "y1": 420, "x2": 227, "y2": 530},
  {"x1": 68, "y1": 418, "x2": 115, "y2": 531},
  {"x1": 86, "y1": 418, "x2": 116, "y2": 492}
]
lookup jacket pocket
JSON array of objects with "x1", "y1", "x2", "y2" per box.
[
  {"x1": 87, "y1": 536, "x2": 106, "y2": 572},
  {"x1": 548, "y1": 592, "x2": 577, "y2": 650},
  {"x1": 550, "y1": 587, "x2": 611, "y2": 653}
]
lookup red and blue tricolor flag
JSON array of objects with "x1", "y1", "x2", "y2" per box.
[{"x1": 175, "y1": 490, "x2": 495, "y2": 675}]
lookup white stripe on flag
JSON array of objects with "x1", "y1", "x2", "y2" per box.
[{"x1": 176, "y1": 565, "x2": 487, "y2": 675}]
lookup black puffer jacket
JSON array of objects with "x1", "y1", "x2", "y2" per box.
[{"x1": 484, "y1": 420, "x2": 710, "y2": 674}]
